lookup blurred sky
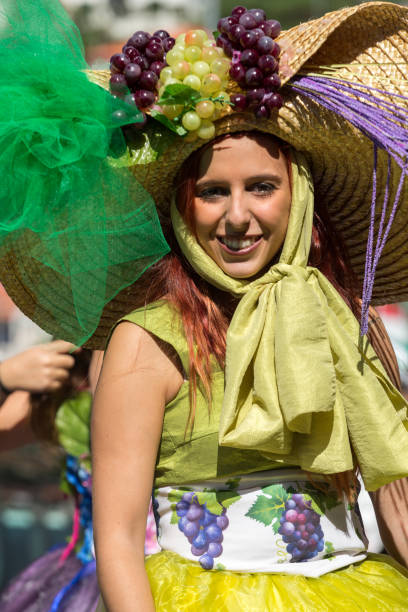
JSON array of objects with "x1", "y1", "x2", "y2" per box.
[{"x1": 62, "y1": 0, "x2": 408, "y2": 52}]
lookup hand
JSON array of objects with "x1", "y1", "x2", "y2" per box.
[{"x1": 0, "y1": 340, "x2": 77, "y2": 393}]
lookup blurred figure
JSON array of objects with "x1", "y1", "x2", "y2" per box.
[
  {"x1": 0, "y1": 340, "x2": 77, "y2": 452},
  {"x1": 0, "y1": 348, "x2": 159, "y2": 612},
  {"x1": 0, "y1": 349, "x2": 100, "y2": 612}
]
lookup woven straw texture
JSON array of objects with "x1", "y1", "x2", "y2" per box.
[
  {"x1": 128, "y1": 2, "x2": 408, "y2": 303},
  {"x1": 2, "y1": 1, "x2": 408, "y2": 348}
]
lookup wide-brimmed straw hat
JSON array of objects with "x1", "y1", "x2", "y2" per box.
[{"x1": 2, "y1": 1, "x2": 408, "y2": 348}]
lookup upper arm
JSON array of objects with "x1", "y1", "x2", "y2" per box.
[{"x1": 91, "y1": 321, "x2": 183, "y2": 557}]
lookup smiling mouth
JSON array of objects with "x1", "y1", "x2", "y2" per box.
[{"x1": 217, "y1": 235, "x2": 263, "y2": 252}]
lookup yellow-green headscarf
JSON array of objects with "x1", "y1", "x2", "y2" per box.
[{"x1": 171, "y1": 150, "x2": 408, "y2": 491}]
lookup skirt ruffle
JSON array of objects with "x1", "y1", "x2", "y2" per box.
[{"x1": 145, "y1": 551, "x2": 408, "y2": 611}]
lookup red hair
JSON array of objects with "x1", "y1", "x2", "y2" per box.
[
  {"x1": 139, "y1": 133, "x2": 360, "y2": 430},
  {"x1": 134, "y1": 132, "x2": 361, "y2": 499}
]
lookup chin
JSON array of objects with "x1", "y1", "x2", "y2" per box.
[{"x1": 220, "y1": 264, "x2": 264, "y2": 279}]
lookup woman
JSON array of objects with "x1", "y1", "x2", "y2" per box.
[
  {"x1": 1, "y1": 1, "x2": 408, "y2": 610},
  {"x1": 93, "y1": 136, "x2": 408, "y2": 610}
]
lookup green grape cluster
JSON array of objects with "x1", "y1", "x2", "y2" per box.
[{"x1": 158, "y1": 29, "x2": 231, "y2": 141}]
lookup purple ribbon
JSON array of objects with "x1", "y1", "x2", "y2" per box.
[{"x1": 290, "y1": 75, "x2": 408, "y2": 333}]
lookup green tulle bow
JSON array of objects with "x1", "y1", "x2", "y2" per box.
[{"x1": 0, "y1": 0, "x2": 169, "y2": 345}]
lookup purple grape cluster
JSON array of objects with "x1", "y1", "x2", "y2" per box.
[
  {"x1": 176, "y1": 492, "x2": 229, "y2": 570},
  {"x1": 278, "y1": 493, "x2": 324, "y2": 562},
  {"x1": 217, "y1": 5, "x2": 283, "y2": 119},
  {"x1": 109, "y1": 29, "x2": 175, "y2": 123}
]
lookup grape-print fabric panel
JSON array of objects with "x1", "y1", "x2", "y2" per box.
[{"x1": 153, "y1": 469, "x2": 367, "y2": 577}]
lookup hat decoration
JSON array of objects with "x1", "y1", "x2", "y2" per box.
[
  {"x1": 0, "y1": 0, "x2": 170, "y2": 346},
  {"x1": 100, "y1": 3, "x2": 408, "y2": 336},
  {"x1": 290, "y1": 75, "x2": 408, "y2": 333},
  {"x1": 107, "y1": 5, "x2": 284, "y2": 143},
  {"x1": 1, "y1": 0, "x2": 408, "y2": 347}
]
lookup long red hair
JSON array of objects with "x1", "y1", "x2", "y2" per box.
[
  {"x1": 140, "y1": 132, "x2": 361, "y2": 421},
  {"x1": 135, "y1": 132, "x2": 360, "y2": 499}
]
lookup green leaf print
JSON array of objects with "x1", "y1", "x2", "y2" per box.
[
  {"x1": 261, "y1": 483, "x2": 290, "y2": 501},
  {"x1": 246, "y1": 484, "x2": 294, "y2": 532},
  {"x1": 324, "y1": 541, "x2": 335, "y2": 559},
  {"x1": 302, "y1": 482, "x2": 340, "y2": 515},
  {"x1": 168, "y1": 488, "x2": 192, "y2": 524},
  {"x1": 149, "y1": 110, "x2": 187, "y2": 136},
  {"x1": 168, "y1": 485, "x2": 241, "y2": 523},
  {"x1": 214, "y1": 563, "x2": 226, "y2": 571},
  {"x1": 246, "y1": 495, "x2": 279, "y2": 528},
  {"x1": 195, "y1": 491, "x2": 224, "y2": 515},
  {"x1": 168, "y1": 489, "x2": 188, "y2": 504},
  {"x1": 225, "y1": 477, "x2": 241, "y2": 490},
  {"x1": 216, "y1": 490, "x2": 241, "y2": 509},
  {"x1": 195, "y1": 489, "x2": 241, "y2": 515},
  {"x1": 59, "y1": 471, "x2": 73, "y2": 496}
]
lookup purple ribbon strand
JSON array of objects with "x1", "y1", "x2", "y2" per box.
[{"x1": 289, "y1": 74, "x2": 408, "y2": 334}]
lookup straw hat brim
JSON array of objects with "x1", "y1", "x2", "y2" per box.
[{"x1": 2, "y1": 1, "x2": 408, "y2": 348}]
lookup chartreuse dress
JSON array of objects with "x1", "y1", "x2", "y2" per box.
[{"x1": 115, "y1": 300, "x2": 408, "y2": 612}]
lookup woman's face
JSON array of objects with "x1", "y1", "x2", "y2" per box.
[{"x1": 193, "y1": 134, "x2": 291, "y2": 279}]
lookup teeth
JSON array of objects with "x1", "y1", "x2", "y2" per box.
[{"x1": 219, "y1": 236, "x2": 260, "y2": 251}]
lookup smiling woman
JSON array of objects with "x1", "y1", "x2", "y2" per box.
[
  {"x1": 190, "y1": 134, "x2": 291, "y2": 279},
  {"x1": 2, "y1": 1, "x2": 408, "y2": 610}
]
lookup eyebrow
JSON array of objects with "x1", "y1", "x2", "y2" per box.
[{"x1": 196, "y1": 174, "x2": 283, "y2": 188}]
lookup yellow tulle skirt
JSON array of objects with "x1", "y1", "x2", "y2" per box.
[{"x1": 145, "y1": 551, "x2": 408, "y2": 611}]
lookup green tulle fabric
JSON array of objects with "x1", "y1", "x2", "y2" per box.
[{"x1": 0, "y1": 0, "x2": 169, "y2": 345}]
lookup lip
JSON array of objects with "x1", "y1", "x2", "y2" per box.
[{"x1": 216, "y1": 235, "x2": 263, "y2": 255}]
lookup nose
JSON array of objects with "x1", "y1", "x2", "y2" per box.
[{"x1": 224, "y1": 191, "x2": 251, "y2": 232}]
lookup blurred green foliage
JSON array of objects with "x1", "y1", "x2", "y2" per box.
[{"x1": 220, "y1": 0, "x2": 405, "y2": 29}]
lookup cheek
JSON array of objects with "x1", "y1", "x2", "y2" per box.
[
  {"x1": 261, "y1": 196, "x2": 291, "y2": 232},
  {"x1": 193, "y1": 202, "x2": 221, "y2": 237}
]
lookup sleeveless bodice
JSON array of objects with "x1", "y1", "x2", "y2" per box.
[
  {"x1": 122, "y1": 300, "x2": 289, "y2": 488},
  {"x1": 121, "y1": 301, "x2": 368, "y2": 576}
]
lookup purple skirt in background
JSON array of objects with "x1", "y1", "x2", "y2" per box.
[{"x1": 0, "y1": 546, "x2": 98, "y2": 612}]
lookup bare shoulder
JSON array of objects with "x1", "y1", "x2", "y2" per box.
[{"x1": 101, "y1": 320, "x2": 184, "y2": 404}]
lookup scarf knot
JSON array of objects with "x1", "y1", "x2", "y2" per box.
[{"x1": 219, "y1": 262, "x2": 336, "y2": 455}]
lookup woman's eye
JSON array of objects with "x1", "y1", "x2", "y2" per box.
[
  {"x1": 249, "y1": 182, "x2": 276, "y2": 194},
  {"x1": 196, "y1": 186, "x2": 228, "y2": 199}
]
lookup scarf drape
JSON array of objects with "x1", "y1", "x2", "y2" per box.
[{"x1": 171, "y1": 150, "x2": 408, "y2": 491}]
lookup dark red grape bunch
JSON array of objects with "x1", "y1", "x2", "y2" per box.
[
  {"x1": 176, "y1": 491, "x2": 229, "y2": 570},
  {"x1": 109, "y1": 29, "x2": 175, "y2": 126},
  {"x1": 278, "y1": 493, "x2": 325, "y2": 562},
  {"x1": 217, "y1": 6, "x2": 283, "y2": 119}
]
